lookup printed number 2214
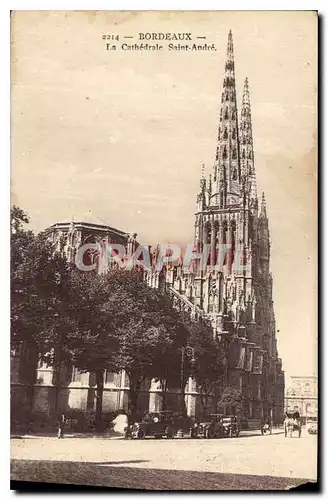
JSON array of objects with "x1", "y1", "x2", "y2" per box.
[{"x1": 102, "y1": 34, "x2": 119, "y2": 41}]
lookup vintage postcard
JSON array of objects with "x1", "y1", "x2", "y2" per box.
[{"x1": 10, "y1": 11, "x2": 318, "y2": 491}]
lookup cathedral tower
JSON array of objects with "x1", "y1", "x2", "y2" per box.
[
  {"x1": 178, "y1": 31, "x2": 284, "y2": 422},
  {"x1": 212, "y1": 30, "x2": 241, "y2": 208}
]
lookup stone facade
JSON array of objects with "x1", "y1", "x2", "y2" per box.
[{"x1": 285, "y1": 376, "x2": 317, "y2": 418}]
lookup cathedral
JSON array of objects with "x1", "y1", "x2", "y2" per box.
[
  {"x1": 11, "y1": 31, "x2": 284, "y2": 424},
  {"x1": 146, "y1": 31, "x2": 285, "y2": 423}
]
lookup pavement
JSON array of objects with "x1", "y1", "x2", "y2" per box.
[{"x1": 11, "y1": 429, "x2": 318, "y2": 490}]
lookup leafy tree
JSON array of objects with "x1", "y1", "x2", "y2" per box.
[
  {"x1": 182, "y1": 317, "x2": 226, "y2": 414},
  {"x1": 11, "y1": 205, "x2": 29, "y2": 234},
  {"x1": 11, "y1": 206, "x2": 71, "y2": 409},
  {"x1": 11, "y1": 206, "x2": 70, "y2": 354},
  {"x1": 107, "y1": 269, "x2": 186, "y2": 417},
  {"x1": 217, "y1": 386, "x2": 242, "y2": 415},
  {"x1": 63, "y1": 269, "x2": 120, "y2": 427},
  {"x1": 151, "y1": 332, "x2": 186, "y2": 412}
]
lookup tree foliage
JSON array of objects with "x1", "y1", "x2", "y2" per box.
[
  {"x1": 11, "y1": 206, "x2": 70, "y2": 355},
  {"x1": 184, "y1": 317, "x2": 226, "y2": 412},
  {"x1": 217, "y1": 386, "x2": 242, "y2": 415},
  {"x1": 105, "y1": 269, "x2": 187, "y2": 415}
]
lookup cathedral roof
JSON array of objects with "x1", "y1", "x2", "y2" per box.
[{"x1": 46, "y1": 209, "x2": 130, "y2": 238}]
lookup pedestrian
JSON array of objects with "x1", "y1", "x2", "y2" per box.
[{"x1": 57, "y1": 413, "x2": 66, "y2": 439}]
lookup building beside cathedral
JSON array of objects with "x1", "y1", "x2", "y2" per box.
[
  {"x1": 11, "y1": 31, "x2": 284, "y2": 423},
  {"x1": 285, "y1": 376, "x2": 317, "y2": 419}
]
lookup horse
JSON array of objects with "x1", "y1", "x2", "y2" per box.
[{"x1": 284, "y1": 417, "x2": 302, "y2": 438}]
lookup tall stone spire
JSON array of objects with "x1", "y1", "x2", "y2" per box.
[
  {"x1": 260, "y1": 191, "x2": 267, "y2": 218},
  {"x1": 212, "y1": 30, "x2": 241, "y2": 207},
  {"x1": 240, "y1": 77, "x2": 257, "y2": 207}
]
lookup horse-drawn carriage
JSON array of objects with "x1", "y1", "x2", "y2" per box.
[{"x1": 284, "y1": 411, "x2": 302, "y2": 438}]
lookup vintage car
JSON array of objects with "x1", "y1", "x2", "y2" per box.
[
  {"x1": 221, "y1": 416, "x2": 240, "y2": 437},
  {"x1": 191, "y1": 414, "x2": 225, "y2": 439},
  {"x1": 307, "y1": 418, "x2": 318, "y2": 435},
  {"x1": 129, "y1": 411, "x2": 193, "y2": 439}
]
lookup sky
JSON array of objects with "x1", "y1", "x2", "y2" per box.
[{"x1": 11, "y1": 11, "x2": 317, "y2": 381}]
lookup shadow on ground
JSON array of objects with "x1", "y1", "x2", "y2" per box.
[{"x1": 11, "y1": 459, "x2": 313, "y2": 491}]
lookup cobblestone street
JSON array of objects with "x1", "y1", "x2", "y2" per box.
[{"x1": 11, "y1": 430, "x2": 317, "y2": 490}]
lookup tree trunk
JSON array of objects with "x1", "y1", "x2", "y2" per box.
[
  {"x1": 52, "y1": 348, "x2": 62, "y2": 414},
  {"x1": 127, "y1": 372, "x2": 143, "y2": 420},
  {"x1": 95, "y1": 369, "x2": 104, "y2": 431},
  {"x1": 159, "y1": 379, "x2": 168, "y2": 411},
  {"x1": 199, "y1": 392, "x2": 207, "y2": 415},
  {"x1": 128, "y1": 374, "x2": 139, "y2": 418},
  {"x1": 129, "y1": 388, "x2": 139, "y2": 418},
  {"x1": 27, "y1": 343, "x2": 38, "y2": 412},
  {"x1": 180, "y1": 377, "x2": 188, "y2": 414}
]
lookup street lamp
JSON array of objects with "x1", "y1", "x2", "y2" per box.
[{"x1": 180, "y1": 346, "x2": 195, "y2": 411}]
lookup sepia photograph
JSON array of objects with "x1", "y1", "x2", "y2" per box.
[{"x1": 10, "y1": 10, "x2": 318, "y2": 491}]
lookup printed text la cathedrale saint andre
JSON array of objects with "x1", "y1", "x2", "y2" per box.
[{"x1": 102, "y1": 33, "x2": 217, "y2": 51}]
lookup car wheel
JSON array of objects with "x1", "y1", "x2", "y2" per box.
[
  {"x1": 137, "y1": 430, "x2": 145, "y2": 439},
  {"x1": 206, "y1": 429, "x2": 213, "y2": 439},
  {"x1": 164, "y1": 426, "x2": 174, "y2": 439}
]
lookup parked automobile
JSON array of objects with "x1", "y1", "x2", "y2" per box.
[
  {"x1": 191, "y1": 414, "x2": 225, "y2": 439},
  {"x1": 129, "y1": 411, "x2": 193, "y2": 439},
  {"x1": 221, "y1": 416, "x2": 240, "y2": 437},
  {"x1": 307, "y1": 419, "x2": 318, "y2": 435}
]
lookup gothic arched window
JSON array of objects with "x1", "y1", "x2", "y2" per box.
[
  {"x1": 242, "y1": 150, "x2": 246, "y2": 159},
  {"x1": 232, "y1": 168, "x2": 237, "y2": 180},
  {"x1": 248, "y1": 151, "x2": 252, "y2": 159},
  {"x1": 222, "y1": 146, "x2": 227, "y2": 160},
  {"x1": 232, "y1": 128, "x2": 236, "y2": 140},
  {"x1": 224, "y1": 108, "x2": 229, "y2": 120},
  {"x1": 232, "y1": 110, "x2": 235, "y2": 120},
  {"x1": 223, "y1": 128, "x2": 228, "y2": 139},
  {"x1": 232, "y1": 148, "x2": 237, "y2": 159}
]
